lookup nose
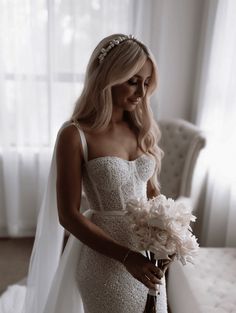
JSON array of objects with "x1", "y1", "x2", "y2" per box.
[{"x1": 135, "y1": 83, "x2": 145, "y2": 97}]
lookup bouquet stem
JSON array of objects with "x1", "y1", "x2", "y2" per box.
[
  {"x1": 143, "y1": 252, "x2": 166, "y2": 313},
  {"x1": 143, "y1": 252, "x2": 158, "y2": 313}
]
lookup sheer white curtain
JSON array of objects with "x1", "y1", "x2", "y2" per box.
[
  {"x1": 192, "y1": 0, "x2": 236, "y2": 246},
  {"x1": 0, "y1": 0, "x2": 145, "y2": 237}
]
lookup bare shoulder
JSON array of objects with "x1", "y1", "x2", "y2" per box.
[{"x1": 56, "y1": 123, "x2": 83, "y2": 161}]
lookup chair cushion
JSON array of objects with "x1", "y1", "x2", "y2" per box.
[{"x1": 168, "y1": 247, "x2": 236, "y2": 313}]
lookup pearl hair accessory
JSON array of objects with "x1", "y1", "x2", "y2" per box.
[{"x1": 98, "y1": 34, "x2": 135, "y2": 63}]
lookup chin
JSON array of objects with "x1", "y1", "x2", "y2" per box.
[
  {"x1": 125, "y1": 105, "x2": 137, "y2": 112},
  {"x1": 125, "y1": 101, "x2": 138, "y2": 111}
]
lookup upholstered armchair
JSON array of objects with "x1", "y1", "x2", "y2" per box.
[
  {"x1": 158, "y1": 118, "x2": 206, "y2": 210},
  {"x1": 158, "y1": 118, "x2": 206, "y2": 292}
]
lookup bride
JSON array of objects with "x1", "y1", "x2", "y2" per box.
[{"x1": 1, "y1": 34, "x2": 172, "y2": 313}]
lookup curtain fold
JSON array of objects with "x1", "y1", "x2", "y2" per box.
[
  {"x1": 0, "y1": 148, "x2": 52, "y2": 236},
  {"x1": 192, "y1": 0, "x2": 236, "y2": 247}
]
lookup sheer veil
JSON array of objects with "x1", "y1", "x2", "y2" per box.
[
  {"x1": 22, "y1": 122, "x2": 65, "y2": 313},
  {"x1": 21, "y1": 121, "x2": 91, "y2": 313}
]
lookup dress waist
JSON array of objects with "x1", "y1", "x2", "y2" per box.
[{"x1": 87, "y1": 209, "x2": 126, "y2": 217}]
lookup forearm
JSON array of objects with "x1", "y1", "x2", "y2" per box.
[{"x1": 60, "y1": 210, "x2": 129, "y2": 263}]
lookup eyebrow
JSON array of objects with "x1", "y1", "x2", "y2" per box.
[{"x1": 132, "y1": 75, "x2": 151, "y2": 79}]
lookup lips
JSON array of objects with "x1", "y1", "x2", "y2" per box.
[{"x1": 129, "y1": 98, "x2": 141, "y2": 104}]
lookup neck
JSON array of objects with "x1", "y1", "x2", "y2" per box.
[{"x1": 110, "y1": 107, "x2": 125, "y2": 124}]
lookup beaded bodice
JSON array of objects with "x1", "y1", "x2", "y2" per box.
[
  {"x1": 82, "y1": 154, "x2": 155, "y2": 212},
  {"x1": 70, "y1": 121, "x2": 155, "y2": 212}
]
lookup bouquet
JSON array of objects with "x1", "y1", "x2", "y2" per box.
[{"x1": 125, "y1": 194, "x2": 199, "y2": 313}]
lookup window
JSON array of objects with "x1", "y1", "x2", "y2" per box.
[{"x1": 0, "y1": 0, "x2": 135, "y2": 147}]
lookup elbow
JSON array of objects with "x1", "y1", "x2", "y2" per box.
[
  {"x1": 58, "y1": 205, "x2": 81, "y2": 231},
  {"x1": 58, "y1": 207, "x2": 73, "y2": 230},
  {"x1": 58, "y1": 213, "x2": 68, "y2": 228},
  {"x1": 58, "y1": 214, "x2": 73, "y2": 238}
]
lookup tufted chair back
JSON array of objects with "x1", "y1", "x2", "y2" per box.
[{"x1": 158, "y1": 118, "x2": 206, "y2": 200}]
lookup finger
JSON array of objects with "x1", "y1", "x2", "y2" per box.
[
  {"x1": 163, "y1": 264, "x2": 169, "y2": 274},
  {"x1": 163, "y1": 260, "x2": 173, "y2": 274},
  {"x1": 145, "y1": 272, "x2": 163, "y2": 285},
  {"x1": 142, "y1": 275, "x2": 159, "y2": 290},
  {"x1": 148, "y1": 264, "x2": 164, "y2": 279},
  {"x1": 162, "y1": 256, "x2": 176, "y2": 273},
  {"x1": 164, "y1": 258, "x2": 172, "y2": 265},
  {"x1": 162, "y1": 260, "x2": 172, "y2": 271},
  {"x1": 169, "y1": 253, "x2": 176, "y2": 261},
  {"x1": 158, "y1": 256, "x2": 174, "y2": 269}
]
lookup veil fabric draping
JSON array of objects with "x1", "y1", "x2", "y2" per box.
[
  {"x1": 1, "y1": 121, "x2": 92, "y2": 313},
  {"x1": 25, "y1": 120, "x2": 95, "y2": 313}
]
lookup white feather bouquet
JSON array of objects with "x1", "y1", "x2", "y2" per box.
[{"x1": 125, "y1": 194, "x2": 199, "y2": 313}]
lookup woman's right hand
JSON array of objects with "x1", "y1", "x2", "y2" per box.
[{"x1": 123, "y1": 250, "x2": 164, "y2": 290}]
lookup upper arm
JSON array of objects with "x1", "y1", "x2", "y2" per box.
[{"x1": 56, "y1": 125, "x2": 84, "y2": 224}]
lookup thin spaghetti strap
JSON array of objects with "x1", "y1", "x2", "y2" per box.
[{"x1": 71, "y1": 121, "x2": 88, "y2": 162}]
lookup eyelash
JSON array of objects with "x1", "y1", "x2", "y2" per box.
[{"x1": 127, "y1": 79, "x2": 150, "y2": 87}]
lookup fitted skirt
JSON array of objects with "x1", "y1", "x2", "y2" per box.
[{"x1": 75, "y1": 212, "x2": 168, "y2": 313}]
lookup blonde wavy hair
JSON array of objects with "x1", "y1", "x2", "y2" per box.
[{"x1": 70, "y1": 33, "x2": 163, "y2": 193}]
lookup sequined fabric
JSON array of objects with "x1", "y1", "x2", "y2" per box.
[{"x1": 76, "y1": 155, "x2": 168, "y2": 313}]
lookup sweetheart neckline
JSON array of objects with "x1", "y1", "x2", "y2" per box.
[
  {"x1": 68, "y1": 122, "x2": 151, "y2": 166},
  {"x1": 85, "y1": 154, "x2": 148, "y2": 165}
]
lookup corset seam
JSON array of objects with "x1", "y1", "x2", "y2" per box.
[{"x1": 83, "y1": 165, "x2": 104, "y2": 211}]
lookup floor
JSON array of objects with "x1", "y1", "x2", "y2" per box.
[{"x1": 0, "y1": 237, "x2": 34, "y2": 295}]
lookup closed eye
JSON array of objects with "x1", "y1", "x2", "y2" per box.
[
  {"x1": 127, "y1": 79, "x2": 138, "y2": 85},
  {"x1": 127, "y1": 79, "x2": 150, "y2": 87}
]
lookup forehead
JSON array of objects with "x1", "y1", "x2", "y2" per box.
[{"x1": 133, "y1": 59, "x2": 153, "y2": 78}]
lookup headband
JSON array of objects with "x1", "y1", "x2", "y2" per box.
[{"x1": 98, "y1": 34, "x2": 136, "y2": 64}]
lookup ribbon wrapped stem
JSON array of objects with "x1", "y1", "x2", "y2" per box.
[{"x1": 143, "y1": 252, "x2": 165, "y2": 313}]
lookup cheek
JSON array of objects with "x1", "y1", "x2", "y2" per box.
[
  {"x1": 123, "y1": 86, "x2": 134, "y2": 97},
  {"x1": 120, "y1": 87, "x2": 132, "y2": 101},
  {"x1": 112, "y1": 85, "x2": 133, "y2": 105}
]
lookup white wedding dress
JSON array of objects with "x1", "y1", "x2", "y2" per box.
[{"x1": 0, "y1": 121, "x2": 168, "y2": 313}]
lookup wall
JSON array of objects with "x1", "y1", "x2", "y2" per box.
[{"x1": 149, "y1": 0, "x2": 205, "y2": 121}]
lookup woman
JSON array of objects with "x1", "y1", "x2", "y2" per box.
[{"x1": 23, "y1": 34, "x2": 171, "y2": 313}]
